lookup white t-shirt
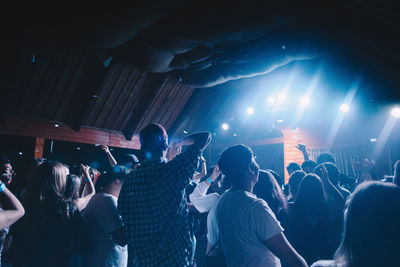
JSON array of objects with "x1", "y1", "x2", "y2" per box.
[
  {"x1": 189, "y1": 181, "x2": 221, "y2": 247},
  {"x1": 216, "y1": 190, "x2": 284, "y2": 267},
  {"x1": 81, "y1": 192, "x2": 127, "y2": 267}
]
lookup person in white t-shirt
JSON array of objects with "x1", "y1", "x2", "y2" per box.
[
  {"x1": 82, "y1": 172, "x2": 128, "y2": 267},
  {"x1": 216, "y1": 144, "x2": 307, "y2": 267}
]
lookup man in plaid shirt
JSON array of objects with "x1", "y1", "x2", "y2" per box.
[{"x1": 118, "y1": 123, "x2": 211, "y2": 266}]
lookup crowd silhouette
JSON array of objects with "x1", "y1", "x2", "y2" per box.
[{"x1": 0, "y1": 123, "x2": 400, "y2": 267}]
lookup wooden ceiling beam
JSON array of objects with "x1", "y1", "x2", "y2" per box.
[{"x1": 0, "y1": 116, "x2": 140, "y2": 149}]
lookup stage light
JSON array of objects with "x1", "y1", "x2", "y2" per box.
[
  {"x1": 222, "y1": 123, "x2": 229, "y2": 130},
  {"x1": 267, "y1": 96, "x2": 275, "y2": 104},
  {"x1": 300, "y1": 97, "x2": 310, "y2": 106},
  {"x1": 183, "y1": 130, "x2": 188, "y2": 134},
  {"x1": 340, "y1": 104, "x2": 350, "y2": 113},
  {"x1": 76, "y1": 147, "x2": 81, "y2": 150},
  {"x1": 277, "y1": 119, "x2": 284, "y2": 123},
  {"x1": 18, "y1": 152, "x2": 23, "y2": 155},
  {"x1": 233, "y1": 133, "x2": 237, "y2": 137},
  {"x1": 246, "y1": 106, "x2": 254, "y2": 115},
  {"x1": 278, "y1": 93, "x2": 286, "y2": 102},
  {"x1": 391, "y1": 107, "x2": 400, "y2": 118},
  {"x1": 54, "y1": 124, "x2": 59, "y2": 128},
  {"x1": 370, "y1": 138, "x2": 378, "y2": 142}
]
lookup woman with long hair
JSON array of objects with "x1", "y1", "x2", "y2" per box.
[
  {"x1": 14, "y1": 161, "x2": 92, "y2": 267},
  {"x1": 253, "y1": 170, "x2": 288, "y2": 227},
  {"x1": 312, "y1": 181, "x2": 400, "y2": 267},
  {"x1": 287, "y1": 174, "x2": 333, "y2": 265}
]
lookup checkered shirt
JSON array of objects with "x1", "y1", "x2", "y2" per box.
[{"x1": 118, "y1": 145, "x2": 201, "y2": 267}]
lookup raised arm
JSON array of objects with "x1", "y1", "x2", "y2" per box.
[
  {"x1": 193, "y1": 156, "x2": 207, "y2": 183},
  {"x1": 75, "y1": 164, "x2": 95, "y2": 211},
  {"x1": 264, "y1": 233, "x2": 308, "y2": 267},
  {"x1": 101, "y1": 145, "x2": 118, "y2": 167},
  {"x1": 172, "y1": 132, "x2": 212, "y2": 151},
  {"x1": 0, "y1": 182, "x2": 25, "y2": 230},
  {"x1": 296, "y1": 143, "x2": 310, "y2": 161},
  {"x1": 190, "y1": 165, "x2": 221, "y2": 213}
]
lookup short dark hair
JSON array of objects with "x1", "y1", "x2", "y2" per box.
[
  {"x1": 288, "y1": 170, "x2": 306, "y2": 196},
  {"x1": 301, "y1": 160, "x2": 318, "y2": 173},
  {"x1": 286, "y1": 162, "x2": 301, "y2": 173},
  {"x1": 95, "y1": 171, "x2": 126, "y2": 191},
  {"x1": 317, "y1": 152, "x2": 335, "y2": 164},
  {"x1": 139, "y1": 123, "x2": 168, "y2": 158},
  {"x1": 218, "y1": 145, "x2": 254, "y2": 186}
]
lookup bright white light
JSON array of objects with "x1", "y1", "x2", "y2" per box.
[
  {"x1": 340, "y1": 104, "x2": 350, "y2": 113},
  {"x1": 246, "y1": 106, "x2": 254, "y2": 115},
  {"x1": 76, "y1": 147, "x2": 81, "y2": 150},
  {"x1": 391, "y1": 107, "x2": 400, "y2": 118},
  {"x1": 233, "y1": 133, "x2": 237, "y2": 137},
  {"x1": 183, "y1": 130, "x2": 188, "y2": 134},
  {"x1": 18, "y1": 152, "x2": 23, "y2": 155},
  {"x1": 278, "y1": 93, "x2": 286, "y2": 102},
  {"x1": 222, "y1": 123, "x2": 229, "y2": 130},
  {"x1": 300, "y1": 97, "x2": 310, "y2": 106},
  {"x1": 277, "y1": 119, "x2": 284, "y2": 123},
  {"x1": 267, "y1": 96, "x2": 275, "y2": 104},
  {"x1": 54, "y1": 124, "x2": 59, "y2": 128},
  {"x1": 370, "y1": 138, "x2": 378, "y2": 142}
]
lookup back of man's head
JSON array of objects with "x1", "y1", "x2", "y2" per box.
[
  {"x1": 286, "y1": 162, "x2": 301, "y2": 175},
  {"x1": 301, "y1": 160, "x2": 318, "y2": 174},
  {"x1": 317, "y1": 152, "x2": 335, "y2": 164},
  {"x1": 95, "y1": 171, "x2": 126, "y2": 192},
  {"x1": 218, "y1": 145, "x2": 254, "y2": 187},
  {"x1": 139, "y1": 123, "x2": 168, "y2": 159}
]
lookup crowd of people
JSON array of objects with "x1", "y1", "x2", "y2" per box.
[{"x1": 0, "y1": 123, "x2": 400, "y2": 267}]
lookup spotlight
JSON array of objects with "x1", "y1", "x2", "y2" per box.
[
  {"x1": 300, "y1": 97, "x2": 310, "y2": 106},
  {"x1": 391, "y1": 107, "x2": 400, "y2": 118},
  {"x1": 340, "y1": 104, "x2": 350, "y2": 113},
  {"x1": 18, "y1": 152, "x2": 23, "y2": 155},
  {"x1": 370, "y1": 138, "x2": 378, "y2": 142},
  {"x1": 222, "y1": 123, "x2": 229, "y2": 130},
  {"x1": 233, "y1": 133, "x2": 237, "y2": 137},
  {"x1": 277, "y1": 119, "x2": 284, "y2": 123},
  {"x1": 183, "y1": 130, "x2": 188, "y2": 134},
  {"x1": 278, "y1": 93, "x2": 286, "y2": 102},
  {"x1": 267, "y1": 96, "x2": 275, "y2": 104},
  {"x1": 76, "y1": 147, "x2": 81, "y2": 150},
  {"x1": 246, "y1": 106, "x2": 254, "y2": 115},
  {"x1": 54, "y1": 124, "x2": 59, "y2": 128}
]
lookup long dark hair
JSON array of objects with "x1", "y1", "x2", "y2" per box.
[
  {"x1": 253, "y1": 170, "x2": 287, "y2": 215},
  {"x1": 334, "y1": 181, "x2": 400, "y2": 267},
  {"x1": 292, "y1": 174, "x2": 328, "y2": 218}
]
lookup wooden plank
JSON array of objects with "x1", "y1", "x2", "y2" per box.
[
  {"x1": 0, "y1": 116, "x2": 140, "y2": 149},
  {"x1": 34, "y1": 137, "x2": 45, "y2": 158}
]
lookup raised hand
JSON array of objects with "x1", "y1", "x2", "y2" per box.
[
  {"x1": 296, "y1": 143, "x2": 307, "y2": 153},
  {"x1": 210, "y1": 165, "x2": 221, "y2": 181},
  {"x1": 80, "y1": 164, "x2": 90, "y2": 179},
  {"x1": 100, "y1": 144, "x2": 110, "y2": 153}
]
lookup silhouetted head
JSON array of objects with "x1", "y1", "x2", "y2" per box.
[
  {"x1": 301, "y1": 160, "x2": 318, "y2": 174},
  {"x1": 218, "y1": 145, "x2": 259, "y2": 190},
  {"x1": 323, "y1": 162, "x2": 340, "y2": 184},
  {"x1": 335, "y1": 181, "x2": 400, "y2": 267},
  {"x1": 253, "y1": 170, "x2": 287, "y2": 214},
  {"x1": 286, "y1": 162, "x2": 301, "y2": 175},
  {"x1": 139, "y1": 123, "x2": 168, "y2": 160},
  {"x1": 288, "y1": 170, "x2": 306, "y2": 200},
  {"x1": 317, "y1": 152, "x2": 335, "y2": 164}
]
